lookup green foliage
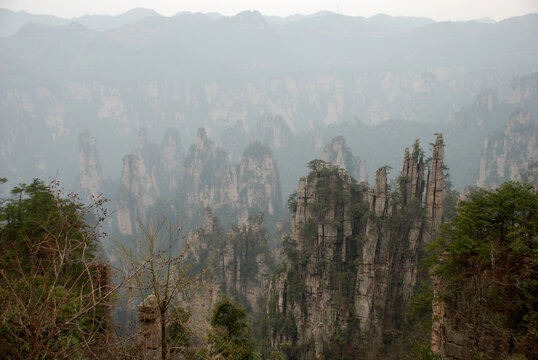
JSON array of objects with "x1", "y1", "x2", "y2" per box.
[
  {"x1": 431, "y1": 182, "x2": 537, "y2": 275},
  {"x1": 169, "y1": 307, "x2": 192, "y2": 349},
  {"x1": 408, "y1": 281, "x2": 434, "y2": 333},
  {"x1": 442, "y1": 175, "x2": 459, "y2": 223},
  {"x1": 0, "y1": 179, "x2": 110, "y2": 359},
  {"x1": 1, "y1": 179, "x2": 95, "y2": 268},
  {"x1": 300, "y1": 218, "x2": 318, "y2": 249},
  {"x1": 306, "y1": 159, "x2": 327, "y2": 172},
  {"x1": 406, "y1": 343, "x2": 440, "y2": 360},
  {"x1": 387, "y1": 196, "x2": 425, "y2": 232},
  {"x1": 224, "y1": 214, "x2": 273, "y2": 311},
  {"x1": 428, "y1": 182, "x2": 538, "y2": 357},
  {"x1": 208, "y1": 296, "x2": 260, "y2": 360},
  {"x1": 287, "y1": 190, "x2": 298, "y2": 213}
]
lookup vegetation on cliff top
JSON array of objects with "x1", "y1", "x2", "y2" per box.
[{"x1": 428, "y1": 182, "x2": 538, "y2": 359}]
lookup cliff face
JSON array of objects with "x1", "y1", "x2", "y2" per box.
[
  {"x1": 184, "y1": 211, "x2": 273, "y2": 341},
  {"x1": 477, "y1": 110, "x2": 537, "y2": 189},
  {"x1": 1, "y1": 65, "x2": 520, "y2": 188},
  {"x1": 510, "y1": 72, "x2": 538, "y2": 118},
  {"x1": 78, "y1": 129, "x2": 103, "y2": 197},
  {"x1": 183, "y1": 128, "x2": 239, "y2": 221},
  {"x1": 159, "y1": 128, "x2": 184, "y2": 192},
  {"x1": 237, "y1": 142, "x2": 283, "y2": 225},
  {"x1": 321, "y1": 136, "x2": 367, "y2": 183},
  {"x1": 117, "y1": 127, "x2": 283, "y2": 234},
  {"x1": 268, "y1": 135, "x2": 445, "y2": 359},
  {"x1": 182, "y1": 129, "x2": 285, "y2": 226},
  {"x1": 117, "y1": 129, "x2": 183, "y2": 235},
  {"x1": 221, "y1": 215, "x2": 273, "y2": 310},
  {"x1": 519, "y1": 161, "x2": 538, "y2": 187},
  {"x1": 444, "y1": 89, "x2": 512, "y2": 190}
]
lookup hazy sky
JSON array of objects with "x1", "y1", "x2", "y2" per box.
[{"x1": 1, "y1": 0, "x2": 537, "y2": 21}]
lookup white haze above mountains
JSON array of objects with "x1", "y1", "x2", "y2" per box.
[
  {"x1": 0, "y1": 7, "x2": 537, "y2": 197},
  {"x1": 0, "y1": 7, "x2": 502, "y2": 38}
]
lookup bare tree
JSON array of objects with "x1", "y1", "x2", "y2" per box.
[{"x1": 119, "y1": 216, "x2": 200, "y2": 360}]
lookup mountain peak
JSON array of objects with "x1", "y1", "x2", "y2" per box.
[{"x1": 229, "y1": 10, "x2": 268, "y2": 31}]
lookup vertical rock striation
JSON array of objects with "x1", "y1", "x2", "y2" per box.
[
  {"x1": 117, "y1": 127, "x2": 283, "y2": 234},
  {"x1": 183, "y1": 128, "x2": 238, "y2": 216},
  {"x1": 268, "y1": 136, "x2": 445, "y2": 359},
  {"x1": 78, "y1": 129, "x2": 103, "y2": 197},
  {"x1": 183, "y1": 211, "x2": 273, "y2": 342},
  {"x1": 159, "y1": 128, "x2": 184, "y2": 194},
  {"x1": 117, "y1": 129, "x2": 183, "y2": 235},
  {"x1": 510, "y1": 72, "x2": 538, "y2": 118},
  {"x1": 237, "y1": 141, "x2": 283, "y2": 225},
  {"x1": 426, "y1": 134, "x2": 445, "y2": 233},
  {"x1": 477, "y1": 110, "x2": 537, "y2": 189},
  {"x1": 519, "y1": 160, "x2": 538, "y2": 188},
  {"x1": 117, "y1": 130, "x2": 163, "y2": 235}
]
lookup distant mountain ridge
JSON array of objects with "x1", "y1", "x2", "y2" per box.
[
  {"x1": 1, "y1": 7, "x2": 515, "y2": 38},
  {"x1": 0, "y1": 8, "x2": 161, "y2": 37},
  {"x1": 2, "y1": 11, "x2": 536, "y2": 80}
]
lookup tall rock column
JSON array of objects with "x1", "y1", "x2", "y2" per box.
[
  {"x1": 426, "y1": 134, "x2": 445, "y2": 235},
  {"x1": 400, "y1": 139, "x2": 425, "y2": 206},
  {"x1": 117, "y1": 130, "x2": 161, "y2": 235},
  {"x1": 78, "y1": 129, "x2": 103, "y2": 197},
  {"x1": 183, "y1": 128, "x2": 239, "y2": 221},
  {"x1": 426, "y1": 134, "x2": 446, "y2": 356},
  {"x1": 385, "y1": 140, "x2": 428, "y2": 332},
  {"x1": 354, "y1": 167, "x2": 390, "y2": 357},
  {"x1": 237, "y1": 141, "x2": 283, "y2": 225},
  {"x1": 117, "y1": 150, "x2": 159, "y2": 235},
  {"x1": 116, "y1": 128, "x2": 184, "y2": 235}
]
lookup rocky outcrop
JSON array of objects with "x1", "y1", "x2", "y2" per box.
[
  {"x1": 78, "y1": 129, "x2": 103, "y2": 197},
  {"x1": 477, "y1": 110, "x2": 537, "y2": 189},
  {"x1": 159, "y1": 128, "x2": 184, "y2": 193},
  {"x1": 519, "y1": 160, "x2": 538, "y2": 188},
  {"x1": 426, "y1": 134, "x2": 445, "y2": 232},
  {"x1": 182, "y1": 128, "x2": 239, "y2": 223},
  {"x1": 117, "y1": 131, "x2": 161, "y2": 235},
  {"x1": 237, "y1": 142, "x2": 283, "y2": 225},
  {"x1": 1, "y1": 66, "x2": 519, "y2": 189},
  {"x1": 510, "y1": 72, "x2": 538, "y2": 118},
  {"x1": 270, "y1": 165, "x2": 367, "y2": 358},
  {"x1": 400, "y1": 139, "x2": 426, "y2": 205},
  {"x1": 117, "y1": 129, "x2": 183, "y2": 235},
  {"x1": 183, "y1": 211, "x2": 273, "y2": 342},
  {"x1": 117, "y1": 127, "x2": 284, "y2": 234},
  {"x1": 444, "y1": 89, "x2": 511, "y2": 189},
  {"x1": 221, "y1": 215, "x2": 273, "y2": 310},
  {"x1": 450, "y1": 89, "x2": 508, "y2": 131},
  {"x1": 321, "y1": 136, "x2": 367, "y2": 183},
  {"x1": 268, "y1": 136, "x2": 445, "y2": 359}
]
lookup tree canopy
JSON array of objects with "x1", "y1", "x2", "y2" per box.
[
  {"x1": 208, "y1": 296, "x2": 259, "y2": 360},
  {"x1": 429, "y1": 182, "x2": 538, "y2": 358},
  {"x1": 0, "y1": 179, "x2": 112, "y2": 359}
]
